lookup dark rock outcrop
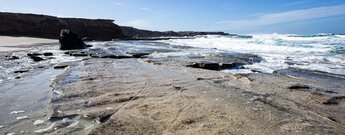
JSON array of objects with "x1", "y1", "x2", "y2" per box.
[
  {"x1": 0, "y1": 12, "x2": 124, "y2": 40},
  {"x1": 14, "y1": 69, "x2": 29, "y2": 73},
  {"x1": 27, "y1": 53, "x2": 42, "y2": 57},
  {"x1": 121, "y1": 26, "x2": 229, "y2": 38},
  {"x1": 59, "y1": 29, "x2": 86, "y2": 50},
  {"x1": 43, "y1": 52, "x2": 53, "y2": 56},
  {"x1": 187, "y1": 61, "x2": 241, "y2": 70},
  {"x1": 29, "y1": 56, "x2": 44, "y2": 62}
]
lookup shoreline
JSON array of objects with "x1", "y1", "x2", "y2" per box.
[
  {"x1": 0, "y1": 36, "x2": 58, "y2": 52},
  {"x1": 0, "y1": 38, "x2": 344, "y2": 134}
]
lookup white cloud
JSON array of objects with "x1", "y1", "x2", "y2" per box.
[
  {"x1": 285, "y1": 0, "x2": 310, "y2": 6},
  {"x1": 215, "y1": 4, "x2": 345, "y2": 30},
  {"x1": 112, "y1": 2, "x2": 151, "y2": 11}
]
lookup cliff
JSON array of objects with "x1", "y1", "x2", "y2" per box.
[
  {"x1": 0, "y1": 12, "x2": 124, "y2": 40},
  {"x1": 0, "y1": 12, "x2": 229, "y2": 40},
  {"x1": 120, "y1": 26, "x2": 229, "y2": 38}
]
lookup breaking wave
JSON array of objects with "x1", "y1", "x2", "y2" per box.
[{"x1": 162, "y1": 34, "x2": 345, "y2": 75}]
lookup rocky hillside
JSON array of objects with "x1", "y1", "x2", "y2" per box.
[
  {"x1": 0, "y1": 12, "x2": 124, "y2": 40},
  {"x1": 0, "y1": 12, "x2": 229, "y2": 40}
]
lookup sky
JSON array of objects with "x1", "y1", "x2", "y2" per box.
[{"x1": 0, "y1": 0, "x2": 345, "y2": 34}]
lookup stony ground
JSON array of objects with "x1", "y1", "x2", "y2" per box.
[
  {"x1": 50, "y1": 58, "x2": 345, "y2": 135},
  {"x1": 1, "y1": 41, "x2": 345, "y2": 135}
]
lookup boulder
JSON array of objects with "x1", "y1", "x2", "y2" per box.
[
  {"x1": 59, "y1": 29, "x2": 86, "y2": 50},
  {"x1": 43, "y1": 52, "x2": 54, "y2": 56},
  {"x1": 29, "y1": 56, "x2": 44, "y2": 62}
]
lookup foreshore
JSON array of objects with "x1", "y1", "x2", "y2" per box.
[
  {"x1": 0, "y1": 36, "x2": 57, "y2": 52},
  {"x1": 0, "y1": 37, "x2": 345, "y2": 134}
]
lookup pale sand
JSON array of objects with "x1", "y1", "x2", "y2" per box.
[{"x1": 0, "y1": 36, "x2": 58, "y2": 52}]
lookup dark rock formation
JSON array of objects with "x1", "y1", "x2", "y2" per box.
[
  {"x1": 27, "y1": 53, "x2": 42, "y2": 57},
  {"x1": 59, "y1": 29, "x2": 86, "y2": 50},
  {"x1": 126, "y1": 52, "x2": 151, "y2": 58},
  {"x1": 121, "y1": 26, "x2": 168, "y2": 38},
  {"x1": 0, "y1": 12, "x2": 230, "y2": 40},
  {"x1": 14, "y1": 69, "x2": 29, "y2": 73},
  {"x1": 187, "y1": 61, "x2": 244, "y2": 70},
  {"x1": 100, "y1": 55, "x2": 133, "y2": 59},
  {"x1": 187, "y1": 62, "x2": 221, "y2": 70},
  {"x1": 53, "y1": 65, "x2": 69, "y2": 69},
  {"x1": 0, "y1": 12, "x2": 124, "y2": 40},
  {"x1": 29, "y1": 56, "x2": 44, "y2": 62},
  {"x1": 43, "y1": 52, "x2": 53, "y2": 56},
  {"x1": 288, "y1": 84, "x2": 311, "y2": 90},
  {"x1": 121, "y1": 26, "x2": 229, "y2": 38},
  {"x1": 5, "y1": 55, "x2": 19, "y2": 60}
]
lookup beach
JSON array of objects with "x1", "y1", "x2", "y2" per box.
[
  {"x1": 0, "y1": 36, "x2": 345, "y2": 134},
  {"x1": 0, "y1": 36, "x2": 57, "y2": 52}
]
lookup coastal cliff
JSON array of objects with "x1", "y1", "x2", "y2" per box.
[
  {"x1": 0, "y1": 12, "x2": 229, "y2": 40},
  {"x1": 120, "y1": 26, "x2": 229, "y2": 38},
  {"x1": 0, "y1": 12, "x2": 124, "y2": 40}
]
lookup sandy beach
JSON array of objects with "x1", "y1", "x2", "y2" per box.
[{"x1": 0, "y1": 36, "x2": 57, "y2": 52}]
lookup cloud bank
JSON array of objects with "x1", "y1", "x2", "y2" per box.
[{"x1": 215, "y1": 4, "x2": 345, "y2": 30}]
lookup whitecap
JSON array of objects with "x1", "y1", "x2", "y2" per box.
[{"x1": 162, "y1": 34, "x2": 345, "y2": 75}]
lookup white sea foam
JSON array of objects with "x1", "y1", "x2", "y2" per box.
[
  {"x1": 67, "y1": 121, "x2": 79, "y2": 128},
  {"x1": 34, "y1": 123, "x2": 56, "y2": 133},
  {"x1": 162, "y1": 34, "x2": 345, "y2": 75},
  {"x1": 33, "y1": 119, "x2": 44, "y2": 125},
  {"x1": 9, "y1": 110, "x2": 25, "y2": 114},
  {"x1": 16, "y1": 116, "x2": 28, "y2": 120}
]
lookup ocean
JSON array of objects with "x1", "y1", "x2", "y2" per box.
[
  {"x1": 160, "y1": 34, "x2": 345, "y2": 75},
  {"x1": 1, "y1": 33, "x2": 345, "y2": 84}
]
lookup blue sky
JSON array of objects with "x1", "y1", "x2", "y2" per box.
[{"x1": 0, "y1": 0, "x2": 345, "y2": 34}]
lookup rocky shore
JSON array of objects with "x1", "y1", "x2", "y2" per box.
[{"x1": 0, "y1": 39, "x2": 345, "y2": 135}]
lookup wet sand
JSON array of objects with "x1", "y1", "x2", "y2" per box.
[{"x1": 0, "y1": 36, "x2": 57, "y2": 52}]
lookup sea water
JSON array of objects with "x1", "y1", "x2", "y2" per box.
[
  {"x1": 1, "y1": 33, "x2": 344, "y2": 82},
  {"x1": 161, "y1": 34, "x2": 345, "y2": 75}
]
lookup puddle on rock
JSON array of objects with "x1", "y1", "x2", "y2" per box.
[{"x1": 0, "y1": 68, "x2": 62, "y2": 134}]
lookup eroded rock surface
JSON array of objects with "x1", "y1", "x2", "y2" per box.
[{"x1": 50, "y1": 58, "x2": 345, "y2": 134}]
